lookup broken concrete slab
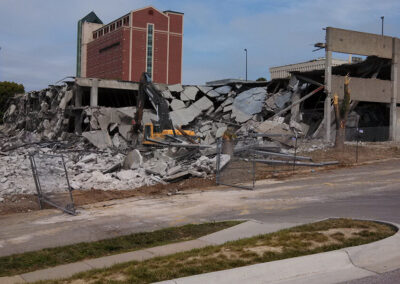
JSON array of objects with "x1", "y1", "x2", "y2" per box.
[
  {"x1": 161, "y1": 90, "x2": 174, "y2": 99},
  {"x1": 206, "y1": 89, "x2": 221, "y2": 98},
  {"x1": 233, "y1": 87, "x2": 267, "y2": 116},
  {"x1": 197, "y1": 85, "x2": 213, "y2": 94},
  {"x1": 170, "y1": 99, "x2": 186, "y2": 111},
  {"x1": 181, "y1": 86, "x2": 198, "y2": 101},
  {"x1": 274, "y1": 91, "x2": 292, "y2": 109},
  {"x1": 223, "y1": 105, "x2": 233, "y2": 113},
  {"x1": 123, "y1": 149, "x2": 143, "y2": 170},
  {"x1": 168, "y1": 84, "x2": 183, "y2": 93},
  {"x1": 232, "y1": 106, "x2": 253, "y2": 123},
  {"x1": 216, "y1": 126, "x2": 227, "y2": 138},
  {"x1": 214, "y1": 85, "x2": 232, "y2": 95},
  {"x1": 221, "y1": 97, "x2": 234, "y2": 107},
  {"x1": 82, "y1": 131, "x2": 113, "y2": 150}
]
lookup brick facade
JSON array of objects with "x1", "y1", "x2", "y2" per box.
[{"x1": 85, "y1": 6, "x2": 183, "y2": 84}]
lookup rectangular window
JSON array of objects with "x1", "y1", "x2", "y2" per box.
[
  {"x1": 93, "y1": 32, "x2": 97, "y2": 39},
  {"x1": 146, "y1": 24, "x2": 154, "y2": 79}
]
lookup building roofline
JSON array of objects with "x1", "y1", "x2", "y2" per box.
[
  {"x1": 130, "y1": 5, "x2": 168, "y2": 18},
  {"x1": 164, "y1": 10, "x2": 184, "y2": 15},
  {"x1": 269, "y1": 58, "x2": 348, "y2": 70}
]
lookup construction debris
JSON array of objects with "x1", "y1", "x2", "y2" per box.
[{"x1": 2, "y1": 71, "x2": 359, "y2": 199}]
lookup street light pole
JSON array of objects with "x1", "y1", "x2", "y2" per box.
[
  {"x1": 244, "y1": 48, "x2": 248, "y2": 81},
  {"x1": 381, "y1": 16, "x2": 384, "y2": 36}
]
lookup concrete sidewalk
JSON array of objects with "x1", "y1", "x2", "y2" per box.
[
  {"x1": 0, "y1": 220, "x2": 298, "y2": 283},
  {"x1": 158, "y1": 222, "x2": 400, "y2": 284}
]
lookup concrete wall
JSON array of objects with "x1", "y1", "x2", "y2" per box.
[
  {"x1": 326, "y1": 27, "x2": 393, "y2": 59},
  {"x1": 332, "y1": 75, "x2": 392, "y2": 103}
]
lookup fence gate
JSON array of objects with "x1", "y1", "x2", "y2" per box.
[
  {"x1": 29, "y1": 152, "x2": 76, "y2": 215},
  {"x1": 216, "y1": 138, "x2": 256, "y2": 190}
]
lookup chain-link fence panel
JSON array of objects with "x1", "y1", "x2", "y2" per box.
[
  {"x1": 216, "y1": 138, "x2": 257, "y2": 190},
  {"x1": 29, "y1": 152, "x2": 76, "y2": 215}
]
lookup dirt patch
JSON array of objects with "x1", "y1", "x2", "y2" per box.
[{"x1": 1, "y1": 143, "x2": 399, "y2": 216}]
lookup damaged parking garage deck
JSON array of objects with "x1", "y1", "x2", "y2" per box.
[{"x1": 1, "y1": 26, "x2": 400, "y2": 210}]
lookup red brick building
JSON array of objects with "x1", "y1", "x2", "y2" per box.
[{"x1": 77, "y1": 6, "x2": 183, "y2": 84}]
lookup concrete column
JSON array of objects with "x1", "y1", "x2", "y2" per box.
[
  {"x1": 74, "y1": 111, "x2": 82, "y2": 135},
  {"x1": 291, "y1": 92, "x2": 301, "y2": 121},
  {"x1": 74, "y1": 85, "x2": 83, "y2": 107},
  {"x1": 90, "y1": 79, "x2": 99, "y2": 107},
  {"x1": 390, "y1": 38, "x2": 399, "y2": 141},
  {"x1": 324, "y1": 49, "x2": 332, "y2": 142}
]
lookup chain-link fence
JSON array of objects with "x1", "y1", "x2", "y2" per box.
[
  {"x1": 29, "y1": 152, "x2": 76, "y2": 215},
  {"x1": 216, "y1": 137, "x2": 257, "y2": 190}
]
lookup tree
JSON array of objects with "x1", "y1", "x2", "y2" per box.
[
  {"x1": 256, "y1": 77, "x2": 267, "y2": 81},
  {"x1": 0, "y1": 81, "x2": 25, "y2": 124},
  {"x1": 333, "y1": 75, "x2": 351, "y2": 150}
]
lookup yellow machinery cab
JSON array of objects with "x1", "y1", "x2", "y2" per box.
[{"x1": 143, "y1": 123, "x2": 196, "y2": 145}]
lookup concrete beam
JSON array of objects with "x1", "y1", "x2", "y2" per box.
[
  {"x1": 326, "y1": 27, "x2": 393, "y2": 59},
  {"x1": 331, "y1": 75, "x2": 392, "y2": 103},
  {"x1": 75, "y1": 77, "x2": 139, "y2": 91}
]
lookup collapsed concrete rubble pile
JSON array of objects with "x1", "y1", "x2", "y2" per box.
[{"x1": 0, "y1": 76, "x2": 329, "y2": 200}]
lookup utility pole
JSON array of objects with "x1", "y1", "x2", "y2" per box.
[
  {"x1": 381, "y1": 16, "x2": 384, "y2": 36},
  {"x1": 244, "y1": 48, "x2": 248, "y2": 81}
]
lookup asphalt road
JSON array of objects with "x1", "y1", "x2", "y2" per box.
[
  {"x1": 341, "y1": 268, "x2": 400, "y2": 284},
  {"x1": 1, "y1": 159, "x2": 400, "y2": 259}
]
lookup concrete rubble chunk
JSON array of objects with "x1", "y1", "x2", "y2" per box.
[
  {"x1": 118, "y1": 125, "x2": 132, "y2": 140},
  {"x1": 233, "y1": 87, "x2": 267, "y2": 116},
  {"x1": 161, "y1": 90, "x2": 174, "y2": 99},
  {"x1": 221, "y1": 97, "x2": 234, "y2": 107},
  {"x1": 168, "y1": 84, "x2": 183, "y2": 93},
  {"x1": 58, "y1": 90, "x2": 73, "y2": 109},
  {"x1": 232, "y1": 106, "x2": 253, "y2": 123},
  {"x1": 274, "y1": 91, "x2": 292, "y2": 109},
  {"x1": 170, "y1": 96, "x2": 213, "y2": 127},
  {"x1": 214, "y1": 85, "x2": 232, "y2": 95},
  {"x1": 123, "y1": 149, "x2": 143, "y2": 170},
  {"x1": 181, "y1": 86, "x2": 198, "y2": 101},
  {"x1": 82, "y1": 131, "x2": 113, "y2": 150},
  {"x1": 223, "y1": 105, "x2": 233, "y2": 113},
  {"x1": 197, "y1": 85, "x2": 213, "y2": 94},
  {"x1": 216, "y1": 126, "x2": 227, "y2": 138},
  {"x1": 170, "y1": 99, "x2": 186, "y2": 111},
  {"x1": 206, "y1": 89, "x2": 221, "y2": 98}
]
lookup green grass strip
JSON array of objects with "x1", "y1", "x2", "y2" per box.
[{"x1": 0, "y1": 221, "x2": 242, "y2": 277}]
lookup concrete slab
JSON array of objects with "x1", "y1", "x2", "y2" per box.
[
  {"x1": 170, "y1": 99, "x2": 186, "y2": 111},
  {"x1": 168, "y1": 84, "x2": 183, "y2": 93},
  {"x1": 144, "y1": 240, "x2": 211, "y2": 257},
  {"x1": 156, "y1": 250, "x2": 374, "y2": 284},
  {"x1": 82, "y1": 130, "x2": 113, "y2": 149},
  {"x1": 197, "y1": 86, "x2": 213, "y2": 94},
  {"x1": 344, "y1": 227, "x2": 400, "y2": 273},
  {"x1": 182, "y1": 86, "x2": 198, "y2": 101},
  {"x1": 84, "y1": 250, "x2": 154, "y2": 269},
  {"x1": 20, "y1": 261, "x2": 93, "y2": 282},
  {"x1": 214, "y1": 85, "x2": 232, "y2": 95},
  {"x1": 199, "y1": 220, "x2": 299, "y2": 245},
  {"x1": 206, "y1": 89, "x2": 221, "y2": 98},
  {"x1": 0, "y1": 276, "x2": 26, "y2": 284}
]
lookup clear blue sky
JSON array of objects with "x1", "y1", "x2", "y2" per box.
[{"x1": 1, "y1": 0, "x2": 400, "y2": 91}]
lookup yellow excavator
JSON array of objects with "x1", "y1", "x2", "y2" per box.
[{"x1": 132, "y1": 72, "x2": 196, "y2": 145}]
